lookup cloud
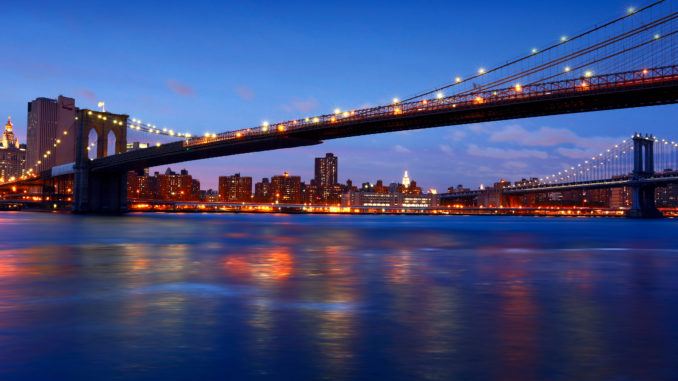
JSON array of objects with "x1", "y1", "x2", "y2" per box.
[
  {"x1": 501, "y1": 161, "x2": 529, "y2": 170},
  {"x1": 555, "y1": 147, "x2": 600, "y2": 159},
  {"x1": 280, "y1": 97, "x2": 319, "y2": 114},
  {"x1": 393, "y1": 145, "x2": 411, "y2": 153},
  {"x1": 167, "y1": 79, "x2": 196, "y2": 97},
  {"x1": 467, "y1": 144, "x2": 548, "y2": 159},
  {"x1": 447, "y1": 129, "x2": 467, "y2": 142},
  {"x1": 74, "y1": 89, "x2": 96, "y2": 102},
  {"x1": 236, "y1": 86, "x2": 256, "y2": 101},
  {"x1": 439, "y1": 144, "x2": 453, "y2": 155},
  {"x1": 488, "y1": 124, "x2": 620, "y2": 150},
  {"x1": 292, "y1": 97, "x2": 318, "y2": 113}
]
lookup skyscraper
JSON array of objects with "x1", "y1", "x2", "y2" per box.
[
  {"x1": 0, "y1": 117, "x2": 26, "y2": 181},
  {"x1": 402, "y1": 170, "x2": 410, "y2": 188},
  {"x1": 314, "y1": 153, "x2": 338, "y2": 187},
  {"x1": 26, "y1": 96, "x2": 76, "y2": 172}
]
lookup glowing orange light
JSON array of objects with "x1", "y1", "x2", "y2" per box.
[{"x1": 277, "y1": 125, "x2": 285, "y2": 132}]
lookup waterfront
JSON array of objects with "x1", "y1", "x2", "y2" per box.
[{"x1": 1, "y1": 213, "x2": 678, "y2": 380}]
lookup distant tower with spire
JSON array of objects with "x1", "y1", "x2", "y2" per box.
[
  {"x1": 2, "y1": 116, "x2": 19, "y2": 149},
  {"x1": 402, "y1": 170, "x2": 410, "y2": 188}
]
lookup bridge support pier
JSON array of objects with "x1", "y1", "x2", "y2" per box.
[
  {"x1": 626, "y1": 134, "x2": 662, "y2": 218},
  {"x1": 72, "y1": 110, "x2": 128, "y2": 214}
]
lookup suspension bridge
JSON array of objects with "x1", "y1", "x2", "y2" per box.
[{"x1": 2, "y1": 0, "x2": 678, "y2": 216}]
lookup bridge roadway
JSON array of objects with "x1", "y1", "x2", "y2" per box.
[
  {"x1": 90, "y1": 67, "x2": 678, "y2": 172},
  {"x1": 503, "y1": 174, "x2": 678, "y2": 194}
]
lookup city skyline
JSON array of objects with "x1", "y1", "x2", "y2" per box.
[{"x1": 3, "y1": 0, "x2": 677, "y2": 190}]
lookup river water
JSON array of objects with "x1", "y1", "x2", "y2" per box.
[{"x1": 1, "y1": 213, "x2": 677, "y2": 380}]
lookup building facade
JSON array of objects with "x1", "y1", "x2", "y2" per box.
[
  {"x1": 314, "y1": 153, "x2": 338, "y2": 188},
  {"x1": 0, "y1": 117, "x2": 26, "y2": 180},
  {"x1": 270, "y1": 172, "x2": 301, "y2": 204},
  {"x1": 218, "y1": 173, "x2": 252, "y2": 202}
]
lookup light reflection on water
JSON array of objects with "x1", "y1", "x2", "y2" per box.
[{"x1": 0, "y1": 213, "x2": 678, "y2": 380}]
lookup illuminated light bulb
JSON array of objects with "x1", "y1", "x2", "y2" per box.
[
  {"x1": 561, "y1": 36, "x2": 567, "y2": 42},
  {"x1": 156, "y1": 143, "x2": 161, "y2": 147},
  {"x1": 342, "y1": 111, "x2": 349, "y2": 117},
  {"x1": 236, "y1": 132, "x2": 242, "y2": 137},
  {"x1": 628, "y1": 7, "x2": 635, "y2": 13},
  {"x1": 262, "y1": 126, "x2": 268, "y2": 132},
  {"x1": 514, "y1": 84, "x2": 522, "y2": 92},
  {"x1": 585, "y1": 70, "x2": 593, "y2": 77},
  {"x1": 655, "y1": 33, "x2": 660, "y2": 39},
  {"x1": 88, "y1": 111, "x2": 92, "y2": 115},
  {"x1": 304, "y1": 118, "x2": 310, "y2": 122},
  {"x1": 204, "y1": 132, "x2": 211, "y2": 137},
  {"x1": 97, "y1": 115, "x2": 101, "y2": 119},
  {"x1": 422, "y1": 100, "x2": 428, "y2": 105},
  {"x1": 313, "y1": 117, "x2": 320, "y2": 123},
  {"x1": 394, "y1": 107, "x2": 402, "y2": 114},
  {"x1": 103, "y1": 116, "x2": 107, "y2": 120},
  {"x1": 212, "y1": 134, "x2": 217, "y2": 138},
  {"x1": 478, "y1": 68, "x2": 485, "y2": 74},
  {"x1": 436, "y1": 92, "x2": 444, "y2": 99},
  {"x1": 564, "y1": 66, "x2": 571, "y2": 72},
  {"x1": 277, "y1": 125, "x2": 285, "y2": 132},
  {"x1": 185, "y1": 133, "x2": 191, "y2": 138},
  {"x1": 531, "y1": 48, "x2": 538, "y2": 54},
  {"x1": 163, "y1": 128, "x2": 168, "y2": 132},
  {"x1": 330, "y1": 117, "x2": 336, "y2": 122},
  {"x1": 392, "y1": 98, "x2": 399, "y2": 104},
  {"x1": 334, "y1": 108, "x2": 341, "y2": 114}
]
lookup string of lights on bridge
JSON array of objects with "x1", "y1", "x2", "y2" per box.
[{"x1": 120, "y1": 3, "x2": 672, "y2": 151}]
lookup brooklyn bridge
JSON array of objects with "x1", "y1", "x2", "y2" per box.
[{"x1": 2, "y1": 0, "x2": 678, "y2": 217}]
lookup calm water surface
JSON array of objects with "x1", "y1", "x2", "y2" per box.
[{"x1": 1, "y1": 212, "x2": 678, "y2": 380}]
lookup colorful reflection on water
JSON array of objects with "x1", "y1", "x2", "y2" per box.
[{"x1": 1, "y1": 213, "x2": 678, "y2": 380}]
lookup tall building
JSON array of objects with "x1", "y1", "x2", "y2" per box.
[
  {"x1": 254, "y1": 178, "x2": 272, "y2": 202},
  {"x1": 270, "y1": 172, "x2": 301, "y2": 204},
  {"x1": 314, "y1": 153, "x2": 338, "y2": 187},
  {"x1": 218, "y1": 173, "x2": 252, "y2": 202},
  {"x1": 0, "y1": 117, "x2": 26, "y2": 181},
  {"x1": 402, "y1": 170, "x2": 411, "y2": 188},
  {"x1": 156, "y1": 168, "x2": 198, "y2": 201},
  {"x1": 26, "y1": 96, "x2": 76, "y2": 172}
]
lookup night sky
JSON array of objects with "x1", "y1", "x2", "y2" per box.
[{"x1": 2, "y1": 0, "x2": 676, "y2": 191}]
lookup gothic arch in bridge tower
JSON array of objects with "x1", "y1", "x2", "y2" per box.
[{"x1": 83, "y1": 119, "x2": 127, "y2": 159}]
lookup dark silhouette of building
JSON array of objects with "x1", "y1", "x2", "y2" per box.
[
  {"x1": 254, "y1": 178, "x2": 272, "y2": 202},
  {"x1": 128, "y1": 167, "x2": 199, "y2": 201},
  {"x1": 219, "y1": 173, "x2": 252, "y2": 202}
]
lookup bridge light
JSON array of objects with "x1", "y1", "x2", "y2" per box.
[
  {"x1": 564, "y1": 66, "x2": 571, "y2": 72},
  {"x1": 305, "y1": 117, "x2": 310, "y2": 122},
  {"x1": 185, "y1": 133, "x2": 192, "y2": 138},
  {"x1": 455, "y1": 77, "x2": 462, "y2": 83},
  {"x1": 156, "y1": 143, "x2": 161, "y2": 147},
  {"x1": 342, "y1": 111, "x2": 349, "y2": 117},
  {"x1": 514, "y1": 84, "x2": 522, "y2": 92},
  {"x1": 394, "y1": 108, "x2": 402, "y2": 115},
  {"x1": 436, "y1": 92, "x2": 444, "y2": 99},
  {"x1": 334, "y1": 108, "x2": 341, "y2": 115},
  {"x1": 478, "y1": 68, "x2": 485, "y2": 74},
  {"x1": 654, "y1": 33, "x2": 660, "y2": 39},
  {"x1": 561, "y1": 36, "x2": 567, "y2": 42},
  {"x1": 277, "y1": 125, "x2": 285, "y2": 132},
  {"x1": 392, "y1": 98, "x2": 399, "y2": 104},
  {"x1": 628, "y1": 7, "x2": 635, "y2": 13},
  {"x1": 163, "y1": 128, "x2": 168, "y2": 132},
  {"x1": 313, "y1": 117, "x2": 320, "y2": 123},
  {"x1": 584, "y1": 70, "x2": 593, "y2": 77}
]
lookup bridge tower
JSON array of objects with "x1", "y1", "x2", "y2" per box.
[
  {"x1": 73, "y1": 109, "x2": 129, "y2": 213},
  {"x1": 628, "y1": 134, "x2": 661, "y2": 218}
]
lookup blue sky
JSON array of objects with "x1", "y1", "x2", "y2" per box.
[{"x1": 2, "y1": 0, "x2": 676, "y2": 191}]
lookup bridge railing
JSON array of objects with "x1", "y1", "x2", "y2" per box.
[{"x1": 183, "y1": 66, "x2": 678, "y2": 148}]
